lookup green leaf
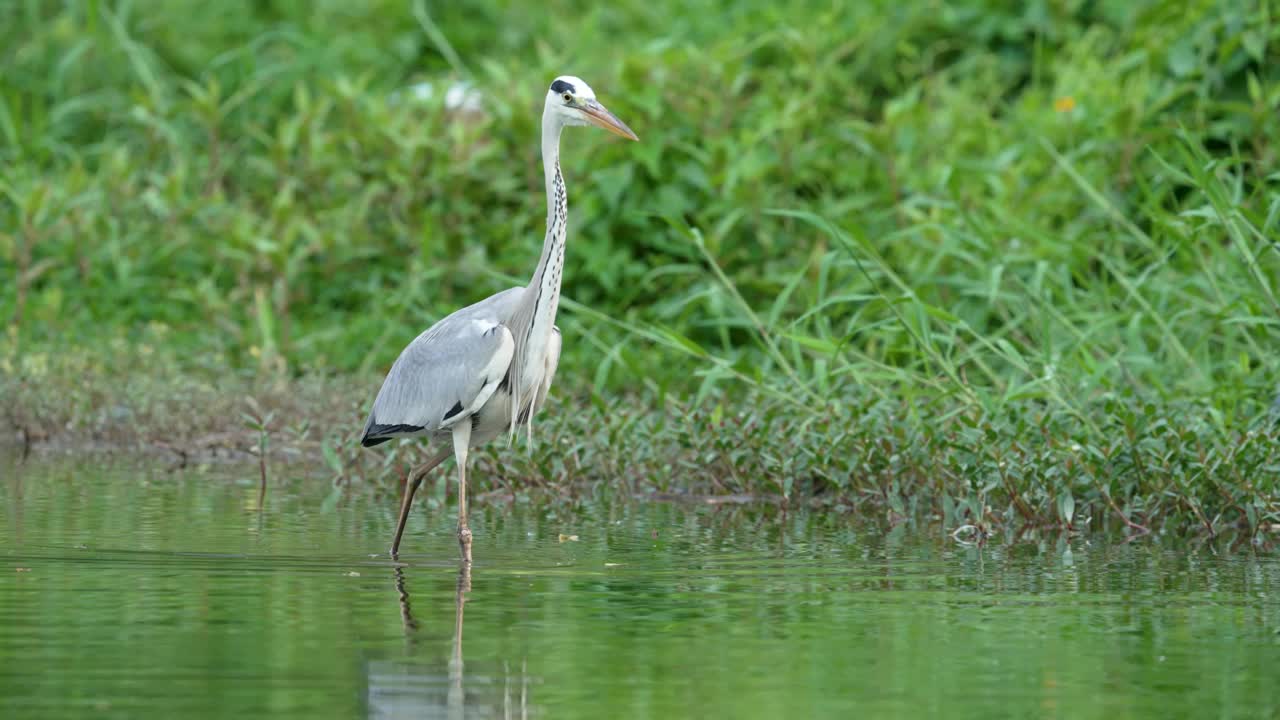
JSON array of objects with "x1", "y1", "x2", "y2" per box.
[
  {"x1": 319, "y1": 484, "x2": 342, "y2": 514},
  {"x1": 1059, "y1": 490, "x2": 1075, "y2": 525},
  {"x1": 321, "y1": 441, "x2": 342, "y2": 474}
]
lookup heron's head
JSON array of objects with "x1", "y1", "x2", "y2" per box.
[{"x1": 544, "y1": 76, "x2": 638, "y2": 141}]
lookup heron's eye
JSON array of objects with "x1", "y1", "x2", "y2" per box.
[{"x1": 562, "y1": 92, "x2": 573, "y2": 103}]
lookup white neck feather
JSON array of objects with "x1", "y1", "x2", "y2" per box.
[{"x1": 506, "y1": 109, "x2": 568, "y2": 443}]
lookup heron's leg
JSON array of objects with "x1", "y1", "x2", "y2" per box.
[
  {"x1": 390, "y1": 448, "x2": 451, "y2": 558},
  {"x1": 451, "y1": 422, "x2": 474, "y2": 565}
]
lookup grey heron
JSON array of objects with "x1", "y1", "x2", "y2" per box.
[{"x1": 360, "y1": 76, "x2": 638, "y2": 563}]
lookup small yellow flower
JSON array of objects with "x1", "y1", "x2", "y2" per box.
[{"x1": 1054, "y1": 96, "x2": 1077, "y2": 113}]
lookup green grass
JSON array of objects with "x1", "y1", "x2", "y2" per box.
[{"x1": 2, "y1": 0, "x2": 1279, "y2": 540}]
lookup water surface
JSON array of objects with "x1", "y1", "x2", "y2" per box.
[{"x1": 2, "y1": 456, "x2": 1277, "y2": 718}]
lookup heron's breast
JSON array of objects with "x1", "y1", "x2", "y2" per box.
[
  {"x1": 519, "y1": 329, "x2": 554, "y2": 387},
  {"x1": 469, "y1": 382, "x2": 538, "y2": 442}
]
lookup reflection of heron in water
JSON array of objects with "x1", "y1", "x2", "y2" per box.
[
  {"x1": 448, "y1": 565, "x2": 469, "y2": 715},
  {"x1": 393, "y1": 566, "x2": 419, "y2": 635},
  {"x1": 369, "y1": 565, "x2": 530, "y2": 719}
]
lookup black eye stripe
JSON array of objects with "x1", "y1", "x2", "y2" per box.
[{"x1": 550, "y1": 79, "x2": 576, "y2": 95}]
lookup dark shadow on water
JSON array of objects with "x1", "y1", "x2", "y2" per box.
[{"x1": 369, "y1": 563, "x2": 532, "y2": 719}]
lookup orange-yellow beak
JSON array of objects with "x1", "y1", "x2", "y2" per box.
[{"x1": 580, "y1": 99, "x2": 639, "y2": 141}]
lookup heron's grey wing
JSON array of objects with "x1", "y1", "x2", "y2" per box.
[
  {"x1": 361, "y1": 288, "x2": 522, "y2": 447},
  {"x1": 532, "y1": 325, "x2": 561, "y2": 416}
]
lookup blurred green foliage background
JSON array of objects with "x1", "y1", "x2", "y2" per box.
[{"x1": 2, "y1": 0, "x2": 1277, "y2": 413}]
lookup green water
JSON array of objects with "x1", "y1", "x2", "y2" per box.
[{"x1": 2, "y1": 456, "x2": 1277, "y2": 719}]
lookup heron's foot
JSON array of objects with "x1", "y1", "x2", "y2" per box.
[{"x1": 457, "y1": 525, "x2": 473, "y2": 565}]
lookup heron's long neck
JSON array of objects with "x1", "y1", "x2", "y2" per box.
[
  {"x1": 528, "y1": 118, "x2": 567, "y2": 303},
  {"x1": 507, "y1": 114, "x2": 566, "y2": 431}
]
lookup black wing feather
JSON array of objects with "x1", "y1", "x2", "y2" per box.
[{"x1": 361, "y1": 421, "x2": 426, "y2": 447}]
